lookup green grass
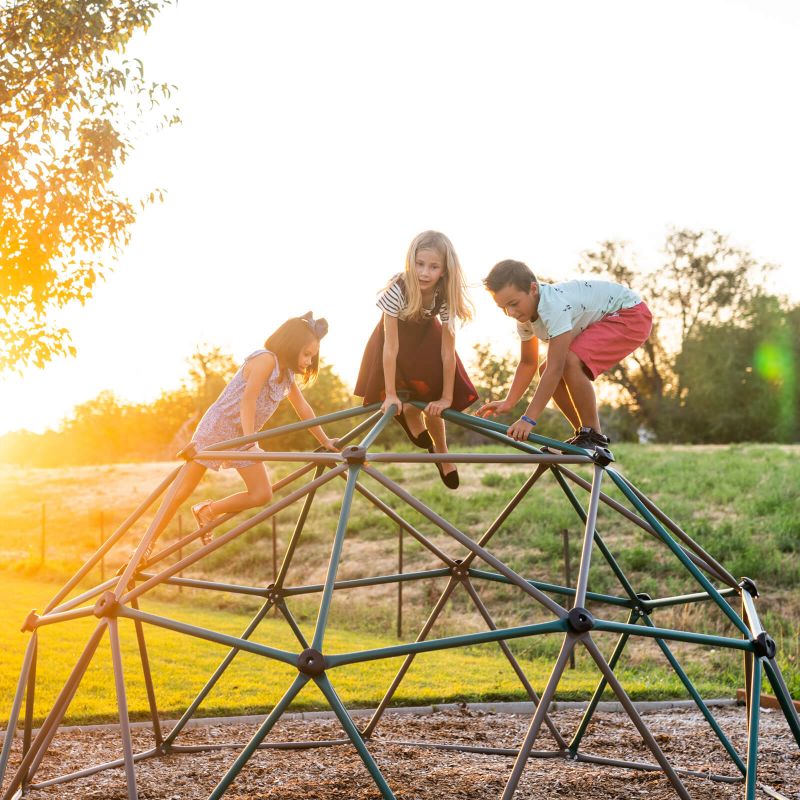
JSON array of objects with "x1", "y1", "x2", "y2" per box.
[
  {"x1": 1, "y1": 442, "x2": 799, "y2": 724},
  {"x1": 0, "y1": 574, "x2": 750, "y2": 726}
]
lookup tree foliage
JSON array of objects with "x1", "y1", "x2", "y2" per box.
[
  {"x1": 675, "y1": 296, "x2": 799, "y2": 442},
  {"x1": 0, "y1": 347, "x2": 356, "y2": 466},
  {"x1": 0, "y1": 0, "x2": 177, "y2": 371},
  {"x1": 580, "y1": 228, "x2": 777, "y2": 439}
]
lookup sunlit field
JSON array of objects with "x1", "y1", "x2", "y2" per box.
[{"x1": 1, "y1": 444, "x2": 798, "y2": 723}]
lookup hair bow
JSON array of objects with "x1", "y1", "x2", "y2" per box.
[{"x1": 301, "y1": 311, "x2": 328, "y2": 340}]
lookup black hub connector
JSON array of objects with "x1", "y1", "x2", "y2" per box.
[
  {"x1": 176, "y1": 442, "x2": 198, "y2": 461},
  {"x1": 635, "y1": 592, "x2": 652, "y2": 615},
  {"x1": 591, "y1": 447, "x2": 615, "y2": 466},
  {"x1": 20, "y1": 609, "x2": 40, "y2": 633},
  {"x1": 264, "y1": 583, "x2": 282, "y2": 603},
  {"x1": 451, "y1": 559, "x2": 468, "y2": 581},
  {"x1": 567, "y1": 607, "x2": 595, "y2": 633},
  {"x1": 752, "y1": 632, "x2": 776, "y2": 660},
  {"x1": 297, "y1": 648, "x2": 327, "y2": 676},
  {"x1": 740, "y1": 577, "x2": 759, "y2": 598},
  {"x1": 342, "y1": 445, "x2": 367, "y2": 464},
  {"x1": 93, "y1": 591, "x2": 120, "y2": 619}
]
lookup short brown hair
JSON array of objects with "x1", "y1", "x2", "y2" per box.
[{"x1": 483, "y1": 260, "x2": 537, "y2": 293}]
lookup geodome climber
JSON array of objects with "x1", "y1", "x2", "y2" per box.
[{"x1": 1, "y1": 402, "x2": 799, "y2": 800}]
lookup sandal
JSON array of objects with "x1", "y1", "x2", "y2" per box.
[
  {"x1": 116, "y1": 545, "x2": 152, "y2": 576},
  {"x1": 192, "y1": 500, "x2": 216, "y2": 545}
]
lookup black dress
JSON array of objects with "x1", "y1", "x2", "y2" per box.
[{"x1": 354, "y1": 277, "x2": 477, "y2": 411}]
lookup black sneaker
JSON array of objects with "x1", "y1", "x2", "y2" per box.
[{"x1": 566, "y1": 426, "x2": 611, "y2": 450}]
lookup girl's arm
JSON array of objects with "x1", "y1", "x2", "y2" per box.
[
  {"x1": 506, "y1": 332, "x2": 573, "y2": 440},
  {"x1": 381, "y1": 313, "x2": 402, "y2": 415},
  {"x1": 239, "y1": 352, "x2": 276, "y2": 446},
  {"x1": 287, "y1": 381, "x2": 339, "y2": 451},
  {"x1": 476, "y1": 338, "x2": 539, "y2": 417},
  {"x1": 425, "y1": 324, "x2": 456, "y2": 416}
]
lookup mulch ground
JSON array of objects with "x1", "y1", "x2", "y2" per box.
[{"x1": 2, "y1": 706, "x2": 799, "y2": 799}]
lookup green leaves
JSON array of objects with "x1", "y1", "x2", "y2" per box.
[
  {"x1": 580, "y1": 228, "x2": 796, "y2": 442},
  {"x1": 0, "y1": 0, "x2": 178, "y2": 372}
]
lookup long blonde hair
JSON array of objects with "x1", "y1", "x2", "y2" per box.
[{"x1": 399, "y1": 230, "x2": 473, "y2": 332}]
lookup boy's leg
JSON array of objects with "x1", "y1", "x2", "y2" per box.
[
  {"x1": 539, "y1": 359, "x2": 582, "y2": 432},
  {"x1": 566, "y1": 303, "x2": 653, "y2": 437},
  {"x1": 562, "y1": 352, "x2": 601, "y2": 432},
  {"x1": 210, "y1": 463, "x2": 273, "y2": 516}
]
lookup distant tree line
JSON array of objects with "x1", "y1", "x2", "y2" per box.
[
  {"x1": 0, "y1": 348, "x2": 352, "y2": 466},
  {"x1": 1, "y1": 228, "x2": 797, "y2": 466}
]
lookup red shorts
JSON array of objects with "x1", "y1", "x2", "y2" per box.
[{"x1": 570, "y1": 302, "x2": 652, "y2": 380}]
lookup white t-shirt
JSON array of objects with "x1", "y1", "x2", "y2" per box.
[
  {"x1": 376, "y1": 274, "x2": 451, "y2": 323},
  {"x1": 517, "y1": 280, "x2": 641, "y2": 342}
]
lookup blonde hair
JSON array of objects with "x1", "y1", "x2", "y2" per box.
[{"x1": 399, "y1": 230, "x2": 473, "y2": 332}]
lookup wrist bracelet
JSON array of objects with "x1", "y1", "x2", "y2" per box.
[{"x1": 520, "y1": 415, "x2": 537, "y2": 426}]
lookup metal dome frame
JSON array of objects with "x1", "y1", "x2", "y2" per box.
[{"x1": 2, "y1": 402, "x2": 799, "y2": 800}]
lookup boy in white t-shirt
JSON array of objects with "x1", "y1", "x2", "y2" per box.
[{"x1": 477, "y1": 259, "x2": 652, "y2": 450}]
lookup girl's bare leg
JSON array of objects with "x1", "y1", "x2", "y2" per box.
[
  {"x1": 401, "y1": 405, "x2": 427, "y2": 438},
  {"x1": 425, "y1": 414, "x2": 457, "y2": 477},
  {"x1": 146, "y1": 461, "x2": 207, "y2": 553},
  {"x1": 206, "y1": 463, "x2": 273, "y2": 516}
]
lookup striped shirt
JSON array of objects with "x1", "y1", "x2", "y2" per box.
[{"x1": 376, "y1": 274, "x2": 450, "y2": 323}]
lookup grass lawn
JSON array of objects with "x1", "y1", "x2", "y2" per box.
[
  {"x1": 0, "y1": 572, "x2": 747, "y2": 727},
  {"x1": 1, "y1": 443, "x2": 799, "y2": 724}
]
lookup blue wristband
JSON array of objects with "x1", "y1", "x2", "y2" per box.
[{"x1": 520, "y1": 415, "x2": 537, "y2": 426}]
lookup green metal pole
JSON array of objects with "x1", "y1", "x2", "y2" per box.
[
  {"x1": 762, "y1": 657, "x2": 800, "y2": 748},
  {"x1": 593, "y1": 618, "x2": 755, "y2": 652},
  {"x1": 607, "y1": 469, "x2": 751, "y2": 637},
  {"x1": 642, "y1": 615, "x2": 746, "y2": 775},
  {"x1": 117, "y1": 606, "x2": 297, "y2": 667},
  {"x1": 312, "y1": 466, "x2": 361, "y2": 651},
  {"x1": 328, "y1": 619, "x2": 567, "y2": 668},
  {"x1": 315, "y1": 674, "x2": 397, "y2": 799},
  {"x1": 162, "y1": 598, "x2": 277, "y2": 748},
  {"x1": 0, "y1": 635, "x2": 37, "y2": 784},
  {"x1": 273, "y1": 465, "x2": 325, "y2": 590},
  {"x1": 207, "y1": 673, "x2": 310, "y2": 800},
  {"x1": 199, "y1": 403, "x2": 381, "y2": 452}
]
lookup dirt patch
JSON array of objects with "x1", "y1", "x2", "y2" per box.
[{"x1": 3, "y1": 706, "x2": 798, "y2": 799}]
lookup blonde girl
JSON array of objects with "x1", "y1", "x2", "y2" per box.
[{"x1": 355, "y1": 231, "x2": 476, "y2": 489}]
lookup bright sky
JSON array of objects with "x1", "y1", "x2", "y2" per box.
[{"x1": 2, "y1": 0, "x2": 799, "y2": 436}]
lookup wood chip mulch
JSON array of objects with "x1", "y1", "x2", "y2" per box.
[{"x1": 3, "y1": 706, "x2": 799, "y2": 799}]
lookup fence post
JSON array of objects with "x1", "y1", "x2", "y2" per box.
[
  {"x1": 272, "y1": 517, "x2": 277, "y2": 583},
  {"x1": 99, "y1": 511, "x2": 105, "y2": 582},
  {"x1": 40, "y1": 504, "x2": 46, "y2": 565},
  {"x1": 562, "y1": 528, "x2": 575, "y2": 669},
  {"x1": 397, "y1": 524, "x2": 403, "y2": 639},
  {"x1": 178, "y1": 515, "x2": 183, "y2": 592}
]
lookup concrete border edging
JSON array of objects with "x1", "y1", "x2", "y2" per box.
[{"x1": 0, "y1": 698, "x2": 739, "y2": 740}]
